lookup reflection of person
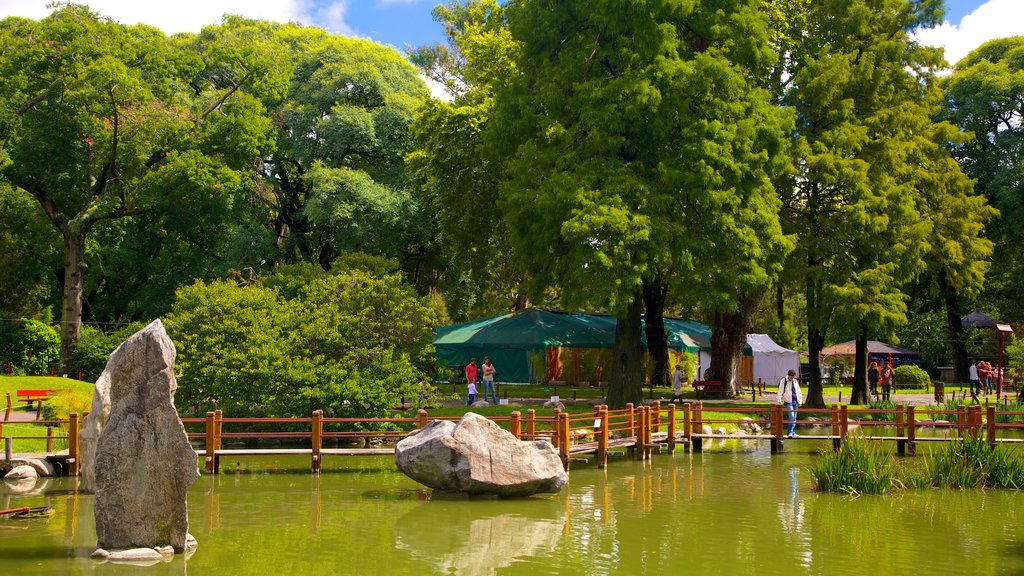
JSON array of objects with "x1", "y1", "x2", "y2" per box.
[
  {"x1": 671, "y1": 365, "x2": 684, "y2": 403},
  {"x1": 868, "y1": 362, "x2": 880, "y2": 397},
  {"x1": 969, "y1": 360, "x2": 980, "y2": 397},
  {"x1": 482, "y1": 357, "x2": 498, "y2": 404},
  {"x1": 777, "y1": 370, "x2": 803, "y2": 438},
  {"x1": 881, "y1": 363, "x2": 894, "y2": 402}
]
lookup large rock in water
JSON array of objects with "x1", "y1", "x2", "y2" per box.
[
  {"x1": 79, "y1": 368, "x2": 112, "y2": 492},
  {"x1": 394, "y1": 412, "x2": 567, "y2": 497},
  {"x1": 94, "y1": 319, "x2": 199, "y2": 552}
]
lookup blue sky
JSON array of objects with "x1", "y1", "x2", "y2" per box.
[{"x1": 0, "y1": 0, "x2": 1018, "y2": 67}]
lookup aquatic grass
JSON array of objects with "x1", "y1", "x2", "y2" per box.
[
  {"x1": 866, "y1": 399, "x2": 898, "y2": 422},
  {"x1": 920, "y1": 437, "x2": 1024, "y2": 489},
  {"x1": 809, "y1": 436, "x2": 901, "y2": 495}
]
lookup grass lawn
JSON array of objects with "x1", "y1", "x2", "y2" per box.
[
  {"x1": 0, "y1": 375, "x2": 93, "y2": 416},
  {"x1": 0, "y1": 422, "x2": 66, "y2": 453}
]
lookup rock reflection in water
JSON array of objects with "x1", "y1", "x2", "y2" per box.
[{"x1": 395, "y1": 503, "x2": 562, "y2": 574}]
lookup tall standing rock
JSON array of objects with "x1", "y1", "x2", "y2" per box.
[
  {"x1": 94, "y1": 320, "x2": 199, "y2": 552},
  {"x1": 79, "y1": 369, "x2": 111, "y2": 493}
]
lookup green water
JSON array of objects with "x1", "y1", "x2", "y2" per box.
[{"x1": 3, "y1": 441, "x2": 1024, "y2": 575}]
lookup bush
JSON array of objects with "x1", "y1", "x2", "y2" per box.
[
  {"x1": 68, "y1": 322, "x2": 147, "y2": 382},
  {"x1": 39, "y1": 389, "x2": 93, "y2": 450},
  {"x1": 893, "y1": 364, "x2": 930, "y2": 389},
  {"x1": 165, "y1": 261, "x2": 447, "y2": 419},
  {"x1": 0, "y1": 318, "x2": 59, "y2": 375}
]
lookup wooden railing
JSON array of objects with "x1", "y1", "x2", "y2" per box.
[{"x1": 7, "y1": 403, "x2": 1024, "y2": 476}]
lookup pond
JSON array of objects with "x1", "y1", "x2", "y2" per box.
[{"x1": 2, "y1": 440, "x2": 1023, "y2": 575}]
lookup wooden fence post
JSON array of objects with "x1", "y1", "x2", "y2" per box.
[
  {"x1": 46, "y1": 426, "x2": 53, "y2": 453},
  {"x1": 907, "y1": 405, "x2": 917, "y2": 456},
  {"x1": 558, "y1": 412, "x2": 570, "y2": 470},
  {"x1": 214, "y1": 410, "x2": 223, "y2": 473},
  {"x1": 526, "y1": 409, "x2": 536, "y2": 441},
  {"x1": 692, "y1": 402, "x2": 704, "y2": 453},
  {"x1": 644, "y1": 406, "x2": 653, "y2": 459},
  {"x1": 205, "y1": 411, "x2": 216, "y2": 474},
  {"x1": 667, "y1": 403, "x2": 676, "y2": 454},
  {"x1": 840, "y1": 404, "x2": 849, "y2": 442},
  {"x1": 417, "y1": 409, "x2": 428, "y2": 429},
  {"x1": 68, "y1": 412, "x2": 79, "y2": 476},
  {"x1": 771, "y1": 403, "x2": 783, "y2": 454},
  {"x1": 312, "y1": 410, "x2": 322, "y2": 473},
  {"x1": 597, "y1": 408, "x2": 608, "y2": 469},
  {"x1": 831, "y1": 404, "x2": 840, "y2": 451},
  {"x1": 552, "y1": 408, "x2": 561, "y2": 449},
  {"x1": 896, "y1": 404, "x2": 905, "y2": 456},
  {"x1": 957, "y1": 405, "x2": 967, "y2": 438},
  {"x1": 986, "y1": 405, "x2": 997, "y2": 446},
  {"x1": 652, "y1": 401, "x2": 661, "y2": 434},
  {"x1": 683, "y1": 403, "x2": 691, "y2": 446},
  {"x1": 511, "y1": 411, "x2": 521, "y2": 439},
  {"x1": 4, "y1": 393, "x2": 11, "y2": 422}
]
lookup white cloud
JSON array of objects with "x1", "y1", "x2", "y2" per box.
[
  {"x1": 915, "y1": 0, "x2": 1024, "y2": 67},
  {"x1": 0, "y1": 0, "x2": 310, "y2": 34},
  {"x1": 311, "y1": 1, "x2": 358, "y2": 37}
]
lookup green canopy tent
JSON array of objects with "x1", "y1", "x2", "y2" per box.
[{"x1": 433, "y1": 309, "x2": 720, "y2": 384}]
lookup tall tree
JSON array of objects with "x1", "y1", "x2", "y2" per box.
[
  {"x1": 941, "y1": 37, "x2": 1022, "y2": 374},
  {"x1": 0, "y1": 7, "x2": 276, "y2": 369},
  {"x1": 772, "y1": 0, "x2": 975, "y2": 406},
  {"x1": 493, "y1": 0, "x2": 792, "y2": 405}
]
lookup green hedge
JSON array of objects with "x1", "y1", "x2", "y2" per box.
[{"x1": 893, "y1": 364, "x2": 930, "y2": 388}]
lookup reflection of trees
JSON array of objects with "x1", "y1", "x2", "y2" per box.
[{"x1": 394, "y1": 502, "x2": 563, "y2": 575}]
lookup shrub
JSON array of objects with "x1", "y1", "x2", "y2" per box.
[
  {"x1": 809, "y1": 436, "x2": 900, "y2": 495},
  {"x1": 40, "y1": 389, "x2": 93, "y2": 450},
  {"x1": 68, "y1": 322, "x2": 146, "y2": 382},
  {"x1": 893, "y1": 365, "x2": 930, "y2": 389},
  {"x1": 0, "y1": 318, "x2": 59, "y2": 375},
  {"x1": 165, "y1": 261, "x2": 447, "y2": 419}
]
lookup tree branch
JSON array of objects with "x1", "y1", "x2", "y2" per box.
[{"x1": 201, "y1": 72, "x2": 251, "y2": 119}]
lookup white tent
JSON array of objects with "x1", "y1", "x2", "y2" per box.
[{"x1": 747, "y1": 334, "x2": 800, "y2": 385}]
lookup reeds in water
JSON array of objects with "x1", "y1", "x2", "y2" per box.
[{"x1": 809, "y1": 437, "x2": 900, "y2": 495}]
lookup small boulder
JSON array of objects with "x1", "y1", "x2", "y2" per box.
[
  {"x1": 701, "y1": 424, "x2": 713, "y2": 435},
  {"x1": 25, "y1": 459, "x2": 56, "y2": 477},
  {"x1": 542, "y1": 400, "x2": 564, "y2": 410},
  {"x1": 395, "y1": 412, "x2": 567, "y2": 497},
  {"x1": 714, "y1": 426, "x2": 728, "y2": 435},
  {"x1": 471, "y1": 400, "x2": 491, "y2": 408},
  {"x1": 4, "y1": 465, "x2": 38, "y2": 481}
]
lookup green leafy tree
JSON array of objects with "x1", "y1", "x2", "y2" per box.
[
  {"x1": 941, "y1": 37, "x2": 1023, "y2": 374},
  {"x1": 772, "y1": 0, "x2": 981, "y2": 406},
  {"x1": 0, "y1": 6, "x2": 276, "y2": 369},
  {"x1": 0, "y1": 183, "x2": 60, "y2": 318},
  {"x1": 165, "y1": 261, "x2": 446, "y2": 418},
  {"x1": 493, "y1": 0, "x2": 792, "y2": 404},
  {"x1": 0, "y1": 318, "x2": 59, "y2": 374}
]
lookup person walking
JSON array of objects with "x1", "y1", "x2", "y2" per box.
[
  {"x1": 777, "y1": 370, "x2": 803, "y2": 438},
  {"x1": 969, "y1": 359, "x2": 980, "y2": 398},
  {"x1": 671, "y1": 364, "x2": 685, "y2": 403},
  {"x1": 881, "y1": 362, "x2": 894, "y2": 402},
  {"x1": 868, "y1": 362, "x2": 880, "y2": 398},
  {"x1": 466, "y1": 379, "x2": 477, "y2": 406},
  {"x1": 481, "y1": 356, "x2": 498, "y2": 404}
]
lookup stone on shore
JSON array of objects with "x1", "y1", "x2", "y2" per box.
[
  {"x1": 4, "y1": 464, "x2": 37, "y2": 481},
  {"x1": 394, "y1": 412, "x2": 567, "y2": 497},
  {"x1": 93, "y1": 319, "x2": 199, "y2": 553}
]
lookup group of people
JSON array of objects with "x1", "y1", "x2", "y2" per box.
[
  {"x1": 969, "y1": 359, "x2": 1003, "y2": 397},
  {"x1": 464, "y1": 357, "x2": 498, "y2": 405},
  {"x1": 867, "y1": 361, "x2": 895, "y2": 401}
]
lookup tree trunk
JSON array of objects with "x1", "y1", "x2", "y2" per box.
[
  {"x1": 804, "y1": 274, "x2": 827, "y2": 409},
  {"x1": 708, "y1": 292, "x2": 761, "y2": 396},
  {"x1": 642, "y1": 277, "x2": 669, "y2": 388},
  {"x1": 59, "y1": 223, "x2": 88, "y2": 373},
  {"x1": 851, "y1": 324, "x2": 869, "y2": 405},
  {"x1": 607, "y1": 291, "x2": 644, "y2": 409},
  {"x1": 939, "y1": 267, "x2": 970, "y2": 383}
]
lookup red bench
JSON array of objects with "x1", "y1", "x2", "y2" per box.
[
  {"x1": 17, "y1": 389, "x2": 56, "y2": 406},
  {"x1": 694, "y1": 380, "x2": 727, "y2": 399}
]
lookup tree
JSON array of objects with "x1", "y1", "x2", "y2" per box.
[
  {"x1": 0, "y1": 183, "x2": 60, "y2": 318},
  {"x1": 771, "y1": 0, "x2": 979, "y2": 406},
  {"x1": 0, "y1": 7, "x2": 276, "y2": 369},
  {"x1": 254, "y1": 24, "x2": 430, "y2": 272},
  {"x1": 493, "y1": 0, "x2": 792, "y2": 405},
  {"x1": 941, "y1": 37, "x2": 1023, "y2": 374}
]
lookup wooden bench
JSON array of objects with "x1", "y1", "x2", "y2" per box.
[
  {"x1": 17, "y1": 389, "x2": 56, "y2": 408},
  {"x1": 694, "y1": 380, "x2": 726, "y2": 399}
]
